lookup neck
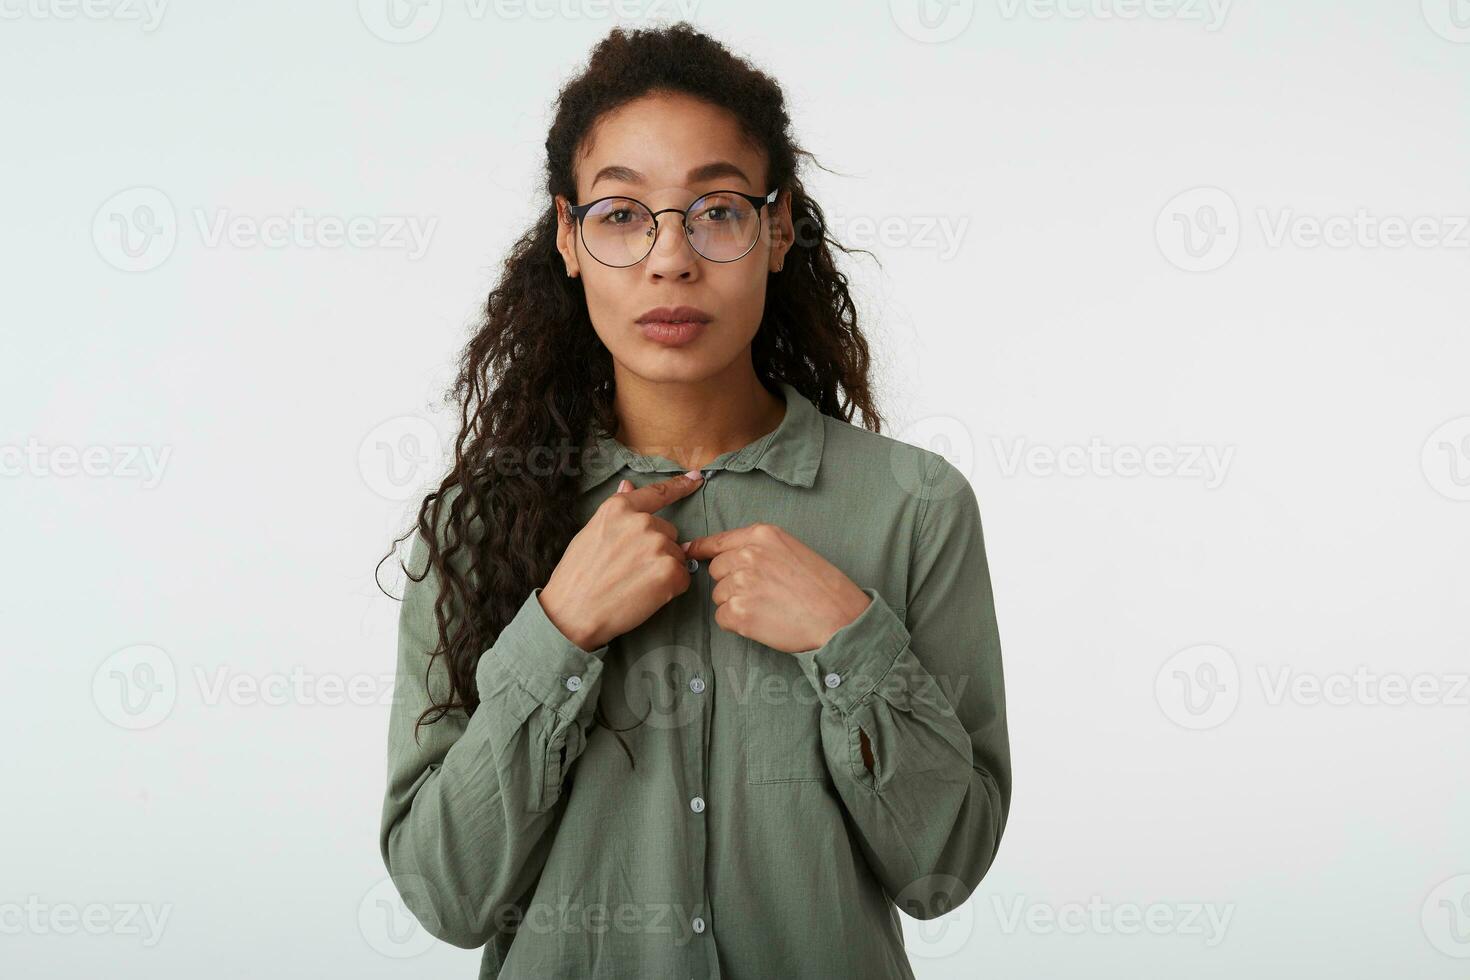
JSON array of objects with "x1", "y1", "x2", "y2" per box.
[{"x1": 610, "y1": 361, "x2": 786, "y2": 472}]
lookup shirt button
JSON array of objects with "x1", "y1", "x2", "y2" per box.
[
  {"x1": 689, "y1": 795, "x2": 705, "y2": 813},
  {"x1": 692, "y1": 916, "x2": 706, "y2": 934},
  {"x1": 823, "y1": 672, "x2": 842, "y2": 689},
  {"x1": 565, "y1": 675, "x2": 583, "y2": 692},
  {"x1": 686, "y1": 557, "x2": 699, "y2": 573},
  {"x1": 689, "y1": 677, "x2": 705, "y2": 694}
]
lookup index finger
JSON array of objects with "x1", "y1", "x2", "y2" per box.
[
  {"x1": 682, "y1": 525, "x2": 756, "y2": 560},
  {"x1": 619, "y1": 469, "x2": 705, "y2": 513}
]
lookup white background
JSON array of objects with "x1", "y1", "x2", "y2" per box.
[{"x1": 3, "y1": 1, "x2": 1468, "y2": 977}]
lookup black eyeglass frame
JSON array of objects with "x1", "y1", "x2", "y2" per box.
[{"x1": 565, "y1": 187, "x2": 781, "y2": 268}]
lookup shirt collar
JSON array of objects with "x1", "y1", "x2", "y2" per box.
[{"x1": 576, "y1": 380, "x2": 826, "y2": 494}]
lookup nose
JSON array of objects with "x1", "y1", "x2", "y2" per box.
[{"x1": 644, "y1": 212, "x2": 698, "y2": 279}]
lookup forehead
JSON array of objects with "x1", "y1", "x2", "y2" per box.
[{"x1": 575, "y1": 92, "x2": 767, "y2": 196}]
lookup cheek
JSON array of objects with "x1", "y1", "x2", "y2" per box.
[
  {"x1": 705, "y1": 270, "x2": 769, "y2": 346},
  {"x1": 581, "y1": 271, "x2": 637, "y2": 350}
]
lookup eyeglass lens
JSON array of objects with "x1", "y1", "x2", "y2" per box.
[{"x1": 579, "y1": 193, "x2": 761, "y2": 266}]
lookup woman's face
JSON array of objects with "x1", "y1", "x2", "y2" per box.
[{"x1": 555, "y1": 91, "x2": 793, "y2": 386}]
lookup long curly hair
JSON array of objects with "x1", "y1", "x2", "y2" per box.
[{"x1": 381, "y1": 21, "x2": 884, "y2": 767}]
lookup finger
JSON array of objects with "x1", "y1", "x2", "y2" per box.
[
  {"x1": 616, "y1": 478, "x2": 632, "y2": 493},
  {"x1": 658, "y1": 535, "x2": 688, "y2": 564},
  {"x1": 711, "y1": 572, "x2": 740, "y2": 605},
  {"x1": 683, "y1": 524, "x2": 756, "y2": 560},
  {"x1": 705, "y1": 546, "x2": 743, "y2": 580},
  {"x1": 619, "y1": 469, "x2": 704, "y2": 513},
  {"x1": 646, "y1": 513, "x2": 679, "y2": 540}
]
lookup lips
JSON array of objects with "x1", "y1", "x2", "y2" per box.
[
  {"x1": 635, "y1": 305, "x2": 711, "y2": 348},
  {"x1": 635, "y1": 305, "x2": 712, "y2": 325}
]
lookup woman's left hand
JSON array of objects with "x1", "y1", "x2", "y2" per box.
[{"x1": 682, "y1": 523, "x2": 871, "y2": 654}]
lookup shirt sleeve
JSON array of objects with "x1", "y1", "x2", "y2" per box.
[
  {"x1": 378, "y1": 520, "x2": 609, "y2": 949},
  {"x1": 791, "y1": 453, "x2": 1012, "y2": 919}
]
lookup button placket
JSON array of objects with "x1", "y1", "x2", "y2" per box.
[{"x1": 687, "y1": 465, "x2": 718, "y2": 956}]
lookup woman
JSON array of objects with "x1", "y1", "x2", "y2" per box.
[{"x1": 378, "y1": 22, "x2": 1011, "y2": 980}]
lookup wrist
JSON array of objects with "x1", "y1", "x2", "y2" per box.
[
  {"x1": 537, "y1": 586, "x2": 601, "y2": 652},
  {"x1": 816, "y1": 588, "x2": 871, "y2": 648}
]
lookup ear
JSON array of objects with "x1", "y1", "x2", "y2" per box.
[
  {"x1": 768, "y1": 187, "x2": 794, "y2": 273},
  {"x1": 554, "y1": 195, "x2": 582, "y2": 279}
]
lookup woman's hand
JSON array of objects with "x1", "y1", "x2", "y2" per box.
[
  {"x1": 539, "y1": 471, "x2": 705, "y2": 651},
  {"x1": 682, "y1": 523, "x2": 871, "y2": 654}
]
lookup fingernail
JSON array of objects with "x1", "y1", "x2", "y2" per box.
[
  {"x1": 617, "y1": 479, "x2": 631, "y2": 492},
  {"x1": 680, "y1": 541, "x2": 691, "y2": 553},
  {"x1": 684, "y1": 469, "x2": 703, "y2": 481}
]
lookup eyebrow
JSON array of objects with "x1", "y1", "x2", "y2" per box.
[{"x1": 589, "y1": 160, "x2": 752, "y2": 191}]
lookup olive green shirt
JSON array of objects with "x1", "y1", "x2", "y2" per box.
[{"x1": 379, "y1": 381, "x2": 1011, "y2": 979}]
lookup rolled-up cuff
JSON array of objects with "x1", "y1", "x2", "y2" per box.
[
  {"x1": 476, "y1": 587, "x2": 610, "y2": 716},
  {"x1": 792, "y1": 587, "x2": 910, "y2": 714}
]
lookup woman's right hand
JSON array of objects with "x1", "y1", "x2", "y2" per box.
[{"x1": 538, "y1": 470, "x2": 705, "y2": 651}]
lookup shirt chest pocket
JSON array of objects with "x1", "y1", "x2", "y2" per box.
[{"x1": 739, "y1": 643, "x2": 829, "y2": 784}]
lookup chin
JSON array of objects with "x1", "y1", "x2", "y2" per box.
[{"x1": 617, "y1": 348, "x2": 739, "y2": 386}]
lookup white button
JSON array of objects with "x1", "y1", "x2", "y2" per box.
[
  {"x1": 689, "y1": 677, "x2": 705, "y2": 694},
  {"x1": 689, "y1": 795, "x2": 705, "y2": 813},
  {"x1": 692, "y1": 915, "x2": 706, "y2": 934},
  {"x1": 823, "y1": 672, "x2": 842, "y2": 689},
  {"x1": 686, "y1": 558, "x2": 699, "y2": 573},
  {"x1": 566, "y1": 675, "x2": 583, "y2": 692}
]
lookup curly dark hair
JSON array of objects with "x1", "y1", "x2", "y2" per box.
[{"x1": 379, "y1": 21, "x2": 885, "y2": 767}]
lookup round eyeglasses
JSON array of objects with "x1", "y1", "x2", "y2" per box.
[{"x1": 565, "y1": 188, "x2": 780, "y2": 268}]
